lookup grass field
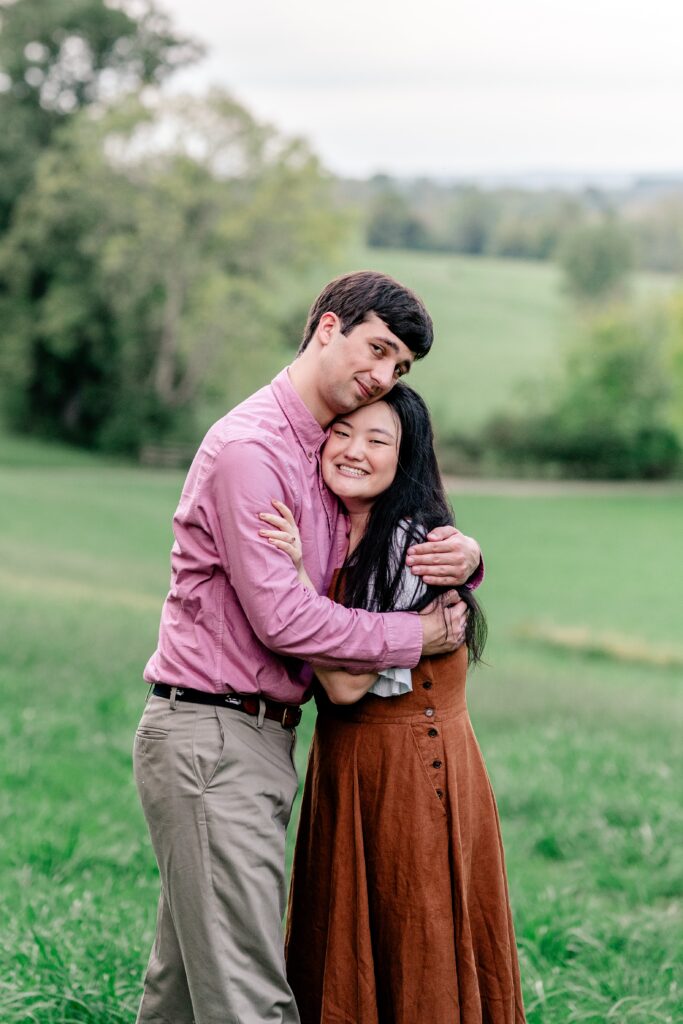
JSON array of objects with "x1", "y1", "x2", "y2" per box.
[{"x1": 1, "y1": 441, "x2": 681, "y2": 1023}]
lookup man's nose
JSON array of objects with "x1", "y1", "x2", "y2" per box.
[{"x1": 369, "y1": 361, "x2": 395, "y2": 391}]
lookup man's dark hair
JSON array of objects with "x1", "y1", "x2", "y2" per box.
[
  {"x1": 332, "y1": 382, "x2": 487, "y2": 666},
  {"x1": 298, "y1": 270, "x2": 433, "y2": 358}
]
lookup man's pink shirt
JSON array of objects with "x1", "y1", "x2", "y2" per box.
[{"x1": 144, "y1": 369, "x2": 425, "y2": 703}]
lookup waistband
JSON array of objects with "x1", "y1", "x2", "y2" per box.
[{"x1": 152, "y1": 683, "x2": 302, "y2": 728}]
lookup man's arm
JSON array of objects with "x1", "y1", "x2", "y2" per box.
[
  {"x1": 311, "y1": 589, "x2": 469, "y2": 704},
  {"x1": 203, "y1": 438, "x2": 460, "y2": 672}
]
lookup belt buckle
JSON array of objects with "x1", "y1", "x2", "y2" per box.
[
  {"x1": 224, "y1": 694, "x2": 242, "y2": 708},
  {"x1": 282, "y1": 706, "x2": 301, "y2": 728}
]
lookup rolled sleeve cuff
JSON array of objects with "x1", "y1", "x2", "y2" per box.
[
  {"x1": 466, "y1": 555, "x2": 485, "y2": 590},
  {"x1": 384, "y1": 611, "x2": 422, "y2": 669}
]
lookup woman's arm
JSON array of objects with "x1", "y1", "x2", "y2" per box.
[
  {"x1": 259, "y1": 502, "x2": 468, "y2": 702},
  {"x1": 313, "y1": 667, "x2": 379, "y2": 704},
  {"x1": 259, "y1": 501, "x2": 379, "y2": 703},
  {"x1": 258, "y1": 500, "x2": 315, "y2": 588}
]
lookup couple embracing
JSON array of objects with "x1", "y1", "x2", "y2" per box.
[{"x1": 133, "y1": 272, "x2": 526, "y2": 1023}]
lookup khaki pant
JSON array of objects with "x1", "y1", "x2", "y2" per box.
[{"x1": 133, "y1": 694, "x2": 300, "y2": 1024}]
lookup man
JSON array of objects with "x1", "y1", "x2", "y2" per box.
[{"x1": 134, "y1": 271, "x2": 482, "y2": 1024}]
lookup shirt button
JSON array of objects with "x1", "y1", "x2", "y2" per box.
[
  {"x1": 422, "y1": 680, "x2": 432, "y2": 690},
  {"x1": 307, "y1": 451, "x2": 313, "y2": 459},
  {"x1": 424, "y1": 708, "x2": 435, "y2": 718},
  {"x1": 428, "y1": 728, "x2": 438, "y2": 738},
  {"x1": 436, "y1": 789, "x2": 444, "y2": 799},
  {"x1": 432, "y1": 760, "x2": 442, "y2": 769}
]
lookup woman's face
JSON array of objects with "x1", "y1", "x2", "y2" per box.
[{"x1": 322, "y1": 401, "x2": 401, "y2": 508}]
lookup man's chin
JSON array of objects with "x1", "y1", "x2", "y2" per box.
[
  {"x1": 329, "y1": 384, "x2": 383, "y2": 416},
  {"x1": 330, "y1": 389, "x2": 364, "y2": 415}
]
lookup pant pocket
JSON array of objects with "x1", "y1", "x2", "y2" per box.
[
  {"x1": 135, "y1": 727, "x2": 169, "y2": 740},
  {"x1": 192, "y1": 707, "x2": 225, "y2": 791}
]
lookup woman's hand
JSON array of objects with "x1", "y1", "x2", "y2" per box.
[{"x1": 259, "y1": 500, "x2": 305, "y2": 577}]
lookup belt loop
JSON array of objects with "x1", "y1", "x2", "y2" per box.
[
  {"x1": 170, "y1": 686, "x2": 178, "y2": 711},
  {"x1": 257, "y1": 698, "x2": 266, "y2": 729}
]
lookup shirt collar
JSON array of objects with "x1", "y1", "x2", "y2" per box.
[{"x1": 271, "y1": 367, "x2": 328, "y2": 457}]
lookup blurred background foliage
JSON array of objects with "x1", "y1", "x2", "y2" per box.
[{"x1": 0, "y1": 0, "x2": 682, "y2": 474}]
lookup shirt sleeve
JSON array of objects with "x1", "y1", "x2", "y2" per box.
[
  {"x1": 466, "y1": 556, "x2": 485, "y2": 590},
  {"x1": 200, "y1": 437, "x2": 423, "y2": 672}
]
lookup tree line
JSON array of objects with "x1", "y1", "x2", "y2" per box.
[
  {"x1": 0, "y1": 0, "x2": 345, "y2": 453},
  {"x1": 360, "y1": 176, "x2": 683, "y2": 280},
  {"x1": 1, "y1": 1, "x2": 682, "y2": 478}
]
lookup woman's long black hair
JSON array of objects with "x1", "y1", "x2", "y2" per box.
[{"x1": 332, "y1": 382, "x2": 487, "y2": 665}]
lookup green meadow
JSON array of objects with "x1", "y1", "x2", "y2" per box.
[
  {"x1": 1, "y1": 442, "x2": 681, "y2": 1023},
  {"x1": 292, "y1": 246, "x2": 676, "y2": 437}
]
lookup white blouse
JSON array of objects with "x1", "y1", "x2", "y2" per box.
[{"x1": 366, "y1": 522, "x2": 428, "y2": 698}]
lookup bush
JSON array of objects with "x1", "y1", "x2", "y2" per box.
[
  {"x1": 484, "y1": 305, "x2": 682, "y2": 479},
  {"x1": 558, "y1": 219, "x2": 635, "y2": 302}
]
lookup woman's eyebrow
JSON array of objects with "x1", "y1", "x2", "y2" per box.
[{"x1": 367, "y1": 427, "x2": 396, "y2": 438}]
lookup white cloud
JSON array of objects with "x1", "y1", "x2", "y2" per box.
[{"x1": 157, "y1": 0, "x2": 683, "y2": 176}]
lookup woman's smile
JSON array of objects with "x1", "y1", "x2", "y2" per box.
[{"x1": 334, "y1": 464, "x2": 369, "y2": 478}]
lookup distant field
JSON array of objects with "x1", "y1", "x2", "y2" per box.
[
  {"x1": 298, "y1": 245, "x2": 677, "y2": 437},
  {"x1": 0, "y1": 452, "x2": 681, "y2": 1022},
  {"x1": 2, "y1": 248, "x2": 673, "y2": 452}
]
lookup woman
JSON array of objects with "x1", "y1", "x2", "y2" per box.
[{"x1": 259, "y1": 383, "x2": 525, "y2": 1024}]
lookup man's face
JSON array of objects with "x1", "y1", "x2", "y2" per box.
[{"x1": 318, "y1": 312, "x2": 415, "y2": 420}]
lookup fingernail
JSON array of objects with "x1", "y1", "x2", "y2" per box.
[{"x1": 405, "y1": 556, "x2": 414, "y2": 565}]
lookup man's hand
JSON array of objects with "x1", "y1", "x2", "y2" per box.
[
  {"x1": 419, "y1": 591, "x2": 468, "y2": 656},
  {"x1": 407, "y1": 525, "x2": 481, "y2": 587}
]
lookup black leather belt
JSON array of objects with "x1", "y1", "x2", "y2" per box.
[{"x1": 152, "y1": 683, "x2": 302, "y2": 728}]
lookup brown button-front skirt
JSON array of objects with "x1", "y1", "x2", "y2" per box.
[{"x1": 285, "y1": 645, "x2": 526, "y2": 1024}]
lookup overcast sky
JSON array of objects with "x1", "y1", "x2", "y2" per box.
[{"x1": 157, "y1": 0, "x2": 683, "y2": 180}]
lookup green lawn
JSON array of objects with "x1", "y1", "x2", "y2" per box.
[{"x1": 0, "y1": 454, "x2": 681, "y2": 1022}]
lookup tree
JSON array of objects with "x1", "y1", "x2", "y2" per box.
[
  {"x1": 558, "y1": 218, "x2": 634, "y2": 302},
  {"x1": 0, "y1": 0, "x2": 201, "y2": 229},
  {"x1": 442, "y1": 187, "x2": 497, "y2": 255},
  {"x1": 366, "y1": 188, "x2": 429, "y2": 250},
  {"x1": 664, "y1": 290, "x2": 683, "y2": 438},
  {"x1": 0, "y1": 92, "x2": 347, "y2": 451}
]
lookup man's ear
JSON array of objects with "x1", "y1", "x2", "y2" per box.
[{"x1": 316, "y1": 311, "x2": 340, "y2": 348}]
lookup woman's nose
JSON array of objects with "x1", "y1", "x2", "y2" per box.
[{"x1": 344, "y1": 439, "x2": 365, "y2": 461}]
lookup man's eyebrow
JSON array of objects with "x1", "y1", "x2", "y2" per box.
[
  {"x1": 373, "y1": 336, "x2": 413, "y2": 373},
  {"x1": 374, "y1": 335, "x2": 401, "y2": 352}
]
